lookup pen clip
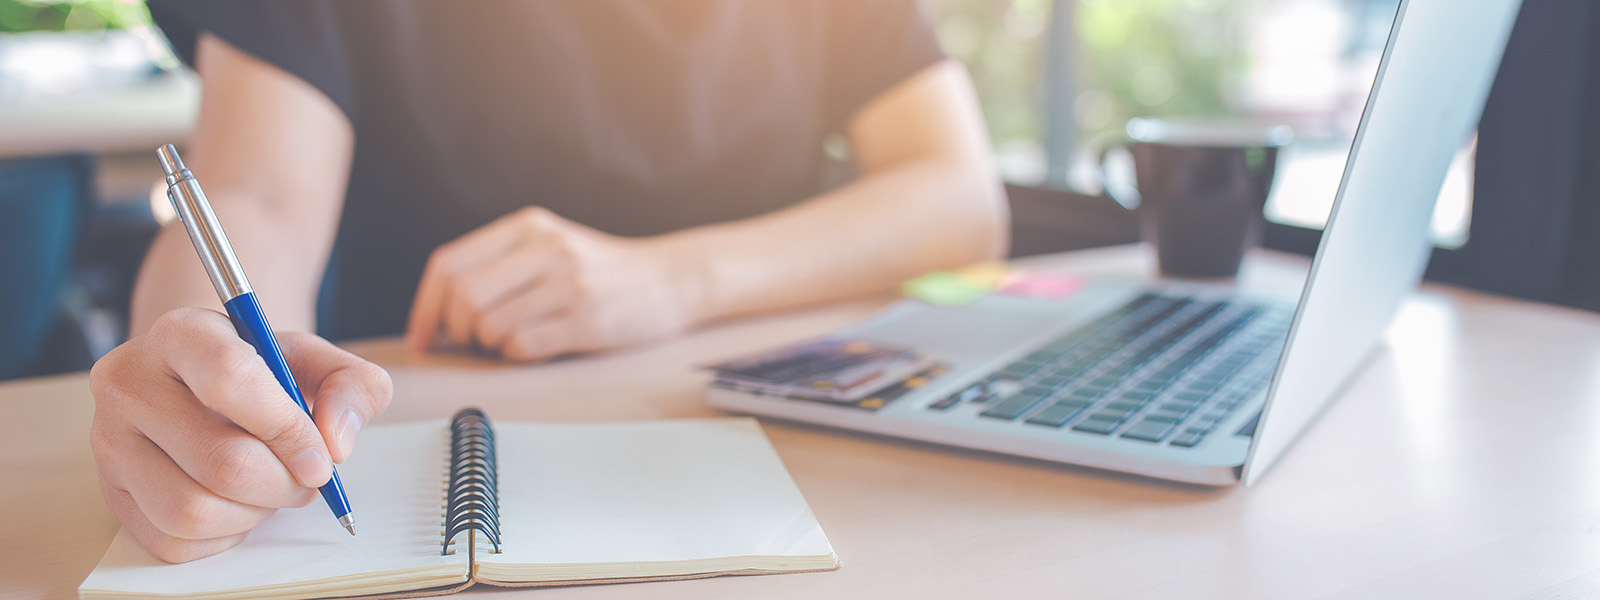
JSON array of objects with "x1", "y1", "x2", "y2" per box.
[{"x1": 165, "y1": 189, "x2": 186, "y2": 225}]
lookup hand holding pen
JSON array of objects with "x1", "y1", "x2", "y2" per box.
[{"x1": 84, "y1": 145, "x2": 392, "y2": 563}]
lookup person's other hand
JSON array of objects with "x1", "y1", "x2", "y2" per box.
[
  {"x1": 405, "y1": 206, "x2": 701, "y2": 361},
  {"x1": 89, "y1": 308, "x2": 392, "y2": 563}
]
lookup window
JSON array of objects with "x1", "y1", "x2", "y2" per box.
[{"x1": 927, "y1": 0, "x2": 1474, "y2": 247}]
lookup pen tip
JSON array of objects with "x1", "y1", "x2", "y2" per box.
[{"x1": 345, "y1": 523, "x2": 356, "y2": 536}]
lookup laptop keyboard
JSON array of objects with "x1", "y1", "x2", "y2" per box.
[{"x1": 927, "y1": 293, "x2": 1291, "y2": 448}]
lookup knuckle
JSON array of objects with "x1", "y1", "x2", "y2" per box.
[
  {"x1": 165, "y1": 490, "x2": 224, "y2": 540},
  {"x1": 88, "y1": 423, "x2": 128, "y2": 489},
  {"x1": 553, "y1": 237, "x2": 579, "y2": 259},
  {"x1": 363, "y1": 363, "x2": 394, "y2": 401},
  {"x1": 88, "y1": 351, "x2": 131, "y2": 406},
  {"x1": 435, "y1": 262, "x2": 463, "y2": 292},
  {"x1": 149, "y1": 308, "x2": 190, "y2": 335},
  {"x1": 475, "y1": 317, "x2": 507, "y2": 347},
  {"x1": 519, "y1": 205, "x2": 552, "y2": 225},
  {"x1": 428, "y1": 246, "x2": 460, "y2": 273},
  {"x1": 202, "y1": 437, "x2": 260, "y2": 498},
  {"x1": 568, "y1": 274, "x2": 593, "y2": 300},
  {"x1": 504, "y1": 344, "x2": 534, "y2": 363},
  {"x1": 156, "y1": 307, "x2": 221, "y2": 340},
  {"x1": 502, "y1": 334, "x2": 533, "y2": 361},
  {"x1": 147, "y1": 536, "x2": 199, "y2": 564},
  {"x1": 457, "y1": 278, "x2": 491, "y2": 309},
  {"x1": 210, "y1": 346, "x2": 267, "y2": 404},
  {"x1": 353, "y1": 363, "x2": 394, "y2": 413},
  {"x1": 89, "y1": 420, "x2": 118, "y2": 460},
  {"x1": 258, "y1": 415, "x2": 315, "y2": 452}
]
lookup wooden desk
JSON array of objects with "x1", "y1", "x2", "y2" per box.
[{"x1": 5, "y1": 246, "x2": 1600, "y2": 599}]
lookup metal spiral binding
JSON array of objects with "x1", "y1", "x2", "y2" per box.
[{"x1": 441, "y1": 408, "x2": 501, "y2": 556}]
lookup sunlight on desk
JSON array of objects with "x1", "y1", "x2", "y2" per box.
[{"x1": 4, "y1": 246, "x2": 1600, "y2": 599}]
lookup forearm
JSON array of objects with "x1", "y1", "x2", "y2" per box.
[
  {"x1": 128, "y1": 33, "x2": 353, "y2": 337},
  {"x1": 668, "y1": 157, "x2": 1007, "y2": 324},
  {"x1": 131, "y1": 196, "x2": 328, "y2": 336}
]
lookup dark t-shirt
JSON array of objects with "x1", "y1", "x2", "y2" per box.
[{"x1": 148, "y1": 0, "x2": 944, "y2": 340}]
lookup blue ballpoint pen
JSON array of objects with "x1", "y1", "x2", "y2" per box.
[{"x1": 157, "y1": 144, "x2": 356, "y2": 536}]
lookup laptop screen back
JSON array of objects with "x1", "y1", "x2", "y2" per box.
[{"x1": 1242, "y1": 0, "x2": 1523, "y2": 485}]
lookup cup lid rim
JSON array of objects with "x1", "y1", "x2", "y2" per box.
[{"x1": 1126, "y1": 118, "x2": 1295, "y2": 148}]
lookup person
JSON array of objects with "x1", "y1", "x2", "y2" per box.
[{"x1": 89, "y1": 1, "x2": 1007, "y2": 562}]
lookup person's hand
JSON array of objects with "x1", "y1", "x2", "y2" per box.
[
  {"x1": 89, "y1": 308, "x2": 392, "y2": 563},
  {"x1": 405, "y1": 206, "x2": 702, "y2": 361}
]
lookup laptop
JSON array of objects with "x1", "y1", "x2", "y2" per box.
[{"x1": 707, "y1": 0, "x2": 1523, "y2": 486}]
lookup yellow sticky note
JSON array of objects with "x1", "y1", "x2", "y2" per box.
[
  {"x1": 953, "y1": 261, "x2": 1018, "y2": 288},
  {"x1": 902, "y1": 271, "x2": 991, "y2": 306}
]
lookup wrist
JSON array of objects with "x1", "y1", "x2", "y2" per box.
[{"x1": 644, "y1": 231, "x2": 716, "y2": 329}]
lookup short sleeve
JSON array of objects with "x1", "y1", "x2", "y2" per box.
[
  {"x1": 148, "y1": 0, "x2": 357, "y2": 121},
  {"x1": 822, "y1": 0, "x2": 947, "y2": 131}
]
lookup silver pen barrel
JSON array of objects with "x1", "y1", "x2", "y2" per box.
[{"x1": 157, "y1": 144, "x2": 253, "y2": 303}]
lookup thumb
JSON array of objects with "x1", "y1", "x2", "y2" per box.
[{"x1": 278, "y1": 332, "x2": 394, "y2": 463}]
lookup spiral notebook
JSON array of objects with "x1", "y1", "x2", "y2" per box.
[{"x1": 79, "y1": 411, "x2": 839, "y2": 600}]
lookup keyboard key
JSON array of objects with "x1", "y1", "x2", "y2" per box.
[
  {"x1": 1103, "y1": 400, "x2": 1141, "y2": 412},
  {"x1": 1118, "y1": 391, "x2": 1155, "y2": 402},
  {"x1": 1121, "y1": 419, "x2": 1177, "y2": 442},
  {"x1": 1072, "y1": 417, "x2": 1121, "y2": 435},
  {"x1": 929, "y1": 382, "x2": 988, "y2": 410},
  {"x1": 979, "y1": 391, "x2": 1050, "y2": 421},
  {"x1": 998, "y1": 363, "x2": 1036, "y2": 379},
  {"x1": 968, "y1": 294, "x2": 1284, "y2": 436},
  {"x1": 1054, "y1": 397, "x2": 1093, "y2": 410},
  {"x1": 1023, "y1": 350, "x2": 1057, "y2": 363},
  {"x1": 1025, "y1": 402, "x2": 1090, "y2": 427},
  {"x1": 1042, "y1": 339, "x2": 1079, "y2": 352},
  {"x1": 1063, "y1": 359, "x2": 1097, "y2": 371},
  {"x1": 1159, "y1": 401, "x2": 1199, "y2": 413},
  {"x1": 1101, "y1": 365, "x2": 1135, "y2": 378},
  {"x1": 1154, "y1": 365, "x2": 1187, "y2": 377},
  {"x1": 1132, "y1": 382, "x2": 1165, "y2": 395},
  {"x1": 1065, "y1": 387, "x2": 1101, "y2": 400},
  {"x1": 1037, "y1": 374, "x2": 1073, "y2": 388},
  {"x1": 1144, "y1": 374, "x2": 1175, "y2": 387},
  {"x1": 1021, "y1": 382, "x2": 1059, "y2": 397},
  {"x1": 1089, "y1": 407, "x2": 1134, "y2": 422},
  {"x1": 927, "y1": 395, "x2": 962, "y2": 410},
  {"x1": 1170, "y1": 430, "x2": 1206, "y2": 447}
]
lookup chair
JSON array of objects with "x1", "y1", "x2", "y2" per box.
[{"x1": 0, "y1": 155, "x2": 93, "y2": 381}]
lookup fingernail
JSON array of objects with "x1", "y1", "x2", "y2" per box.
[
  {"x1": 335, "y1": 409, "x2": 364, "y2": 461},
  {"x1": 289, "y1": 448, "x2": 332, "y2": 487}
]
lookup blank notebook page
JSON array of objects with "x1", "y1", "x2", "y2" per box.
[
  {"x1": 476, "y1": 419, "x2": 836, "y2": 581},
  {"x1": 79, "y1": 421, "x2": 466, "y2": 599}
]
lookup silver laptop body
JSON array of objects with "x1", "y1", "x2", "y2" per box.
[{"x1": 707, "y1": 0, "x2": 1522, "y2": 486}]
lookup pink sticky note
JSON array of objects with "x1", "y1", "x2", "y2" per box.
[{"x1": 999, "y1": 272, "x2": 1085, "y2": 300}]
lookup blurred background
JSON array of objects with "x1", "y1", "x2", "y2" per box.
[{"x1": 0, "y1": 0, "x2": 1589, "y2": 381}]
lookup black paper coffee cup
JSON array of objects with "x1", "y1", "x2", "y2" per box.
[{"x1": 1109, "y1": 118, "x2": 1292, "y2": 278}]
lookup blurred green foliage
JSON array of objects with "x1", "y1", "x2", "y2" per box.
[
  {"x1": 0, "y1": 0, "x2": 150, "y2": 33},
  {"x1": 927, "y1": 0, "x2": 1051, "y2": 145},
  {"x1": 928, "y1": 0, "x2": 1257, "y2": 146},
  {"x1": 1075, "y1": 0, "x2": 1255, "y2": 133}
]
